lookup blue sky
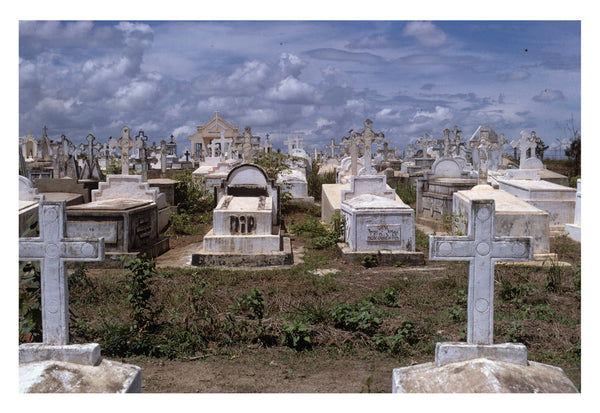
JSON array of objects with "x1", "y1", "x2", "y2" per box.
[{"x1": 17, "y1": 14, "x2": 582, "y2": 156}]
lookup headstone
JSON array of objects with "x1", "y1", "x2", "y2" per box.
[
  {"x1": 135, "y1": 130, "x2": 150, "y2": 181},
  {"x1": 19, "y1": 201, "x2": 105, "y2": 349},
  {"x1": 392, "y1": 198, "x2": 577, "y2": 393},
  {"x1": 511, "y1": 130, "x2": 544, "y2": 170},
  {"x1": 19, "y1": 201, "x2": 143, "y2": 392},
  {"x1": 108, "y1": 126, "x2": 142, "y2": 175},
  {"x1": 326, "y1": 138, "x2": 340, "y2": 159}
]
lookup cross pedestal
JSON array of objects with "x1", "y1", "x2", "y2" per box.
[
  {"x1": 19, "y1": 201, "x2": 105, "y2": 365},
  {"x1": 429, "y1": 199, "x2": 533, "y2": 366}
]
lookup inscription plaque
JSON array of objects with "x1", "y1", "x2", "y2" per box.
[
  {"x1": 67, "y1": 221, "x2": 118, "y2": 243},
  {"x1": 366, "y1": 225, "x2": 402, "y2": 242}
]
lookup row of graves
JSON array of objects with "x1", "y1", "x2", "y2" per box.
[
  {"x1": 19, "y1": 125, "x2": 189, "y2": 262},
  {"x1": 18, "y1": 116, "x2": 580, "y2": 392}
]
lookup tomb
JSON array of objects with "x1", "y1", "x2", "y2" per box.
[
  {"x1": 392, "y1": 199, "x2": 577, "y2": 393},
  {"x1": 192, "y1": 164, "x2": 292, "y2": 267},
  {"x1": 496, "y1": 175, "x2": 576, "y2": 230},
  {"x1": 34, "y1": 177, "x2": 88, "y2": 205},
  {"x1": 339, "y1": 175, "x2": 424, "y2": 266},
  {"x1": 65, "y1": 175, "x2": 169, "y2": 261},
  {"x1": 19, "y1": 176, "x2": 42, "y2": 236},
  {"x1": 416, "y1": 156, "x2": 477, "y2": 229},
  {"x1": 565, "y1": 179, "x2": 581, "y2": 242},
  {"x1": 453, "y1": 185, "x2": 554, "y2": 260},
  {"x1": 19, "y1": 201, "x2": 142, "y2": 393}
]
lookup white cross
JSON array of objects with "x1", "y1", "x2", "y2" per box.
[
  {"x1": 79, "y1": 134, "x2": 103, "y2": 162},
  {"x1": 326, "y1": 138, "x2": 340, "y2": 158},
  {"x1": 283, "y1": 136, "x2": 295, "y2": 153},
  {"x1": 19, "y1": 201, "x2": 105, "y2": 345},
  {"x1": 108, "y1": 126, "x2": 142, "y2": 175},
  {"x1": 429, "y1": 199, "x2": 532, "y2": 345},
  {"x1": 511, "y1": 130, "x2": 539, "y2": 168}
]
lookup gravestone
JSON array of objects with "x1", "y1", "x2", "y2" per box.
[
  {"x1": 392, "y1": 199, "x2": 577, "y2": 393},
  {"x1": 19, "y1": 176, "x2": 42, "y2": 236},
  {"x1": 511, "y1": 130, "x2": 544, "y2": 170},
  {"x1": 19, "y1": 201, "x2": 142, "y2": 392},
  {"x1": 192, "y1": 164, "x2": 292, "y2": 267},
  {"x1": 108, "y1": 126, "x2": 142, "y2": 175},
  {"x1": 416, "y1": 156, "x2": 477, "y2": 227},
  {"x1": 339, "y1": 174, "x2": 424, "y2": 265}
]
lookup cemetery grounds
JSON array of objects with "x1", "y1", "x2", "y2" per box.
[{"x1": 19, "y1": 199, "x2": 581, "y2": 393}]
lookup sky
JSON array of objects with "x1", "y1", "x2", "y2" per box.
[{"x1": 18, "y1": 17, "x2": 581, "y2": 156}]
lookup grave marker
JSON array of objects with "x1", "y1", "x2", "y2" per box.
[
  {"x1": 19, "y1": 201, "x2": 105, "y2": 347},
  {"x1": 429, "y1": 199, "x2": 532, "y2": 362}
]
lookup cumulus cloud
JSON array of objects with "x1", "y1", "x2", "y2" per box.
[
  {"x1": 402, "y1": 21, "x2": 447, "y2": 47},
  {"x1": 226, "y1": 60, "x2": 270, "y2": 91},
  {"x1": 278, "y1": 53, "x2": 306, "y2": 78},
  {"x1": 412, "y1": 106, "x2": 452, "y2": 123},
  {"x1": 266, "y1": 76, "x2": 318, "y2": 104},
  {"x1": 532, "y1": 89, "x2": 566, "y2": 102}
]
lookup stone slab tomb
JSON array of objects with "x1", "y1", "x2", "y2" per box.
[
  {"x1": 565, "y1": 179, "x2": 581, "y2": 242},
  {"x1": 193, "y1": 164, "x2": 292, "y2": 267},
  {"x1": 65, "y1": 175, "x2": 169, "y2": 260},
  {"x1": 339, "y1": 175, "x2": 424, "y2": 265},
  {"x1": 453, "y1": 185, "x2": 553, "y2": 260},
  {"x1": 19, "y1": 201, "x2": 141, "y2": 392},
  {"x1": 392, "y1": 199, "x2": 577, "y2": 393},
  {"x1": 497, "y1": 178, "x2": 576, "y2": 229}
]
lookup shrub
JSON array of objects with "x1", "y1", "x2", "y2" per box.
[
  {"x1": 172, "y1": 169, "x2": 213, "y2": 215},
  {"x1": 330, "y1": 300, "x2": 382, "y2": 334},
  {"x1": 361, "y1": 254, "x2": 378, "y2": 268},
  {"x1": 19, "y1": 261, "x2": 42, "y2": 343},
  {"x1": 281, "y1": 321, "x2": 313, "y2": 351},
  {"x1": 231, "y1": 287, "x2": 265, "y2": 322}
]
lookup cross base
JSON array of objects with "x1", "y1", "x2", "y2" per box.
[
  {"x1": 435, "y1": 342, "x2": 527, "y2": 367},
  {"x1": 19, "y1": 343, "x2": 102, "y2": 366}
]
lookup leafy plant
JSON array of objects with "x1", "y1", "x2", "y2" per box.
[
  {"x1": 361, "y1": 254, "x2": 378, "y2": 268},
  {"x1": 330, "y1": 300, "x2": 382, "y2": 334},
  {"x1": 371, "y1": 319, "x2": 419, "y2": 355},
  {"x1": 281, "y1": 321, "x2": 312, "y2": 351},
  {"x1": 125, "y1": 256, "x2": 158, "y2": 329},
  {"x1": 231, "y1": 287, "x2": 266, "y2": 322},
  {"x1": 172, "y1": 169, "x2": 213, "y2": 215},
  {"x1": 19, "y1": 261, "x2": 42, "y2": 343}
]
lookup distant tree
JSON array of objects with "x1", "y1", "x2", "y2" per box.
[
  {"x1": 536, "y1": 139, "x2": 549, "y2": 161},
  {"x1": 563, "y1": 114, "x2": 581, "y2": 177}
]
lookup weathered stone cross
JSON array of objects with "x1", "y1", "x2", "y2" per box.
[
  {"x1": 429, "y1": 199, "x2": 532, "y2": 345},
  {"x1": 79, "y1": 133, "x2": 103, "y2": 162},
  {"x1": 357, "y1": 119, "x2": 384, "y2": 175},
  {"x1": 511, "y1": 130, "x2": 539, "y2": 168},
  {"x1": 469, "y1": 131, "x2": 500, "y2": 185},
  {"x1": 283, "y1": 136, "x2": 296, "y2": 153},
  {"x1": 19, "y1": 201, "x2": 105, "y2": 346},
  {"x1": 135, "y1": 130, "x2": 150, "y2": 181},
  {"x1": 326, "y1": 138, "x2": 340, "y2": 158},
  {"x1": 108, "y1": 126, "x2": 142, "y2": 175}
]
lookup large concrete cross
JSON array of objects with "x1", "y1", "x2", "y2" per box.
[
  {"x1": 469, "y1": 131, "x2": 500, "y2": 185},
  {"x1": 135, "y1": 130, "x2": 150, "y2": 181},
  {"x1": 19, "y1": 201, "x2": 105, "y2": 345},
  {"x1": 357, "y1": 119, "x2": 383, "y2": 175},
  {"x1": 429, "y1": 199, "x2": 532, "y2": 345}
]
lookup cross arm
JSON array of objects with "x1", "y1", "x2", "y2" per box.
[
  {"x1": 429, "y1": 235, "x2": 474, "y2": 261},
  {"x1": 491, "y1": 236, "x2": 533, "y2": 261}
]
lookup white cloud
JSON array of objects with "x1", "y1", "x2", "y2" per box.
[
  {"x1": 402, "y1": 22, "x2": 447, "y2": 47},
  {"x1": 266, "y1": 76, "x2": 318, "y2": 104},
  {"x1": 226, "y1": 60, "x2": 270, "y2": 90}
]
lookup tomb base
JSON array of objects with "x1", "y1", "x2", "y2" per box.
[
  {"x1": 338, "y1": 243, "x2": 425, "y2": 266},
  {"x1": 434, "y1": 341, "x2": 527, "y2": 366},
  {"x1": 20, "y1": 343, "x2": 101, "y2": 366},
  {"x1": 192, "y1": 236, "x2": 293, "y2": 267},
  {"x1": 565, "y1": 223, "x2": 581, "y2": 242},
  {"x1": 20, "y1": 358, "x2": 142, "y2": 393},
  {"x1": 392, "y1": 358, "x2": 578, "y2": 393}
]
